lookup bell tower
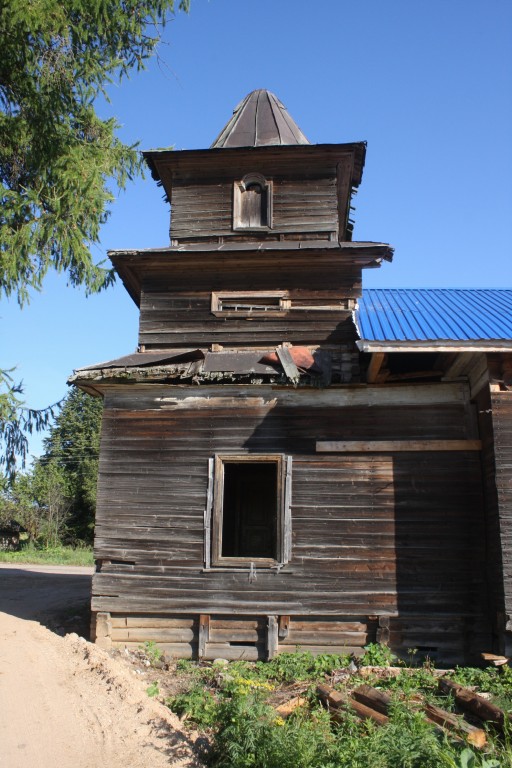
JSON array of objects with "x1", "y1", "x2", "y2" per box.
[{"x1": 110, "y1": 90, "x2": 392, "y2": 382}]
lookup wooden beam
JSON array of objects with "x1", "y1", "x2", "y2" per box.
[
  {"x1": 376, "y1": 616, "x2": 390, "y2": 645},
  {"x1": 366, "y1": 353, "x2": 385, "y2": 383},
  {"x1": 317, "y1": 684, "x2": 389, "y2": 726},
  {"x1": 198, "y1": 614, "x2": 210, "y2": 659},
  {"x1": 276, "y1": 346, "x2": 300, "y2": 383},
  {"x1": 423, "y1": 703, "x2": 487, "y2": 748},
  {"x1": 267, "y1": 615, "x2": 279, "y2": 660},
  {"x1": 316, "y1": 440, "x2": 482, "y2": 453},
  {"x1": 439, "y1": 679, "x2": 507, "y2": 731},
  {"x1": 278, "y1": 615, "x2": 290, "y2": 640}
]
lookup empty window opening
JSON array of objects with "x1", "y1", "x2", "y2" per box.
[
  {"x1": 209, "y1": 454, "x2": 291, "y2": 568},
  {"x1": 218, "y1": 295, "x2": 281, "y2": 313},
  {"x1": 221, "y1": 462, "x2": 278, "y2": 559},
  {"x1": 211, "y1": 291, "x2": 289, "y2": 318}
]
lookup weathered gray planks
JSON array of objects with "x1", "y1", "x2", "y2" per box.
[{"x1": 91, "y1": 382, "x2": 489, "y2": 662}]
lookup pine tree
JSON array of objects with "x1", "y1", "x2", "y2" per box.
[
  {"x1": 0, "y1": 0, "x2": 189, "y2": 479},
  {"x1": 39, "y1": 388, "x2": 103, "y2": 542}
]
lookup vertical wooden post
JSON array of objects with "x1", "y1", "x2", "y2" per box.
[
  {"x1": 366, "y1": 353, "x2": 385, "y2": 383},
  {"x1": 267, "y1": 615, "x2": 279, "y2": 660},
  {"x1": 204, "y1": 458, "x2": 214, "y2": 568},
  {"x1": 198, "y1": 614, "x2": 210, "y2": 659},
  {"x1": 376, "y1": 616, "x2": 390, "y2": 646},
  {"x1": 283, "y1": 456, "x2": 293, "y2": 564},
  {"x1": 279, "y1": 615, "x2": 290, "y2": 640},
  {"x1": 95, "y1": 611, "x2": 112, "y2": 649}
]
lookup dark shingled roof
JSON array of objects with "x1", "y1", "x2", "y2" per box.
[{"x1": 211, "y1": 89, "x2": 310, "y2": 148}]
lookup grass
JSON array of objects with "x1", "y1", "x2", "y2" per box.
[
  {"x1": 162, "y1": 648, "x2": 512, "y2": 768},
  {"x1": 0, "y1": 542, "x2": 94, "y2": 566}
]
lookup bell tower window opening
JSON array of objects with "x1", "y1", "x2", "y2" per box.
[
  {"x1": 233, "y1": 173, "x2": 272, "y2": 231},
  {"x1": 211, "y1": 291, "x2": 290, "y2": 318}
]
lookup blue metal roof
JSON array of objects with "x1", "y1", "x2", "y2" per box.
[{"x1": 356, "y1": 289, "x2": 512, "y2": 345}]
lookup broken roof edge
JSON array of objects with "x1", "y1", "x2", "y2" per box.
[{"x1": 71, "y1": 349, "x2": 206, "y2": 373}]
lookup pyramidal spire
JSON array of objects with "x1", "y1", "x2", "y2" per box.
[{"x1": 211, "y1": 89, "x2": 310, "y2": 149}]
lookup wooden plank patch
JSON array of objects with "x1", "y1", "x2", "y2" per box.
[{"x1": 316, "y1": 440, "x2": 482, "y2": 453}]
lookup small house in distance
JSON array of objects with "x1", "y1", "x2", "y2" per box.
[{"x1": 70, "y1": 90, "x2": 512, "y2": 665}]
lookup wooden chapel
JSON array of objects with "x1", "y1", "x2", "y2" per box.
[{"x1": 71, "y1": 90, "x2": 512, "y2": 664}]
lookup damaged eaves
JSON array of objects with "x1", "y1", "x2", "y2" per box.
[{"x1": 69, "y1": 346, "x2": 331, "y2": 388}]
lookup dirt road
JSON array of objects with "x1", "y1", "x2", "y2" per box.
[{"x1": 0, "y1": 565, "x2": 201, "y2": 768}]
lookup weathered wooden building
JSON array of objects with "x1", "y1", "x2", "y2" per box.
[{"x1": 71, "y1": 90, "x2": 512, "y2": 665}]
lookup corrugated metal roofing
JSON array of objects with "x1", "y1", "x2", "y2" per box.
[{"x1": 357, "y1": 289, "x2": 512, "y2": 343}]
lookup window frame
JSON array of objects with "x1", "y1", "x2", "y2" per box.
[
  {"x1": 211, "y1": 290, "x2": 290, "y2": 318},
  {"x1": 233, "y1": 172, "x2": 273, "y2": 231},
  {"x1": 208, "y1": 454, "x2": 291, "y2": 568}
]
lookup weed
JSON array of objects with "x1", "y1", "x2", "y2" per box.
[
  {"x1": 209, "y1": 691, "x2": 334, "y2": 768},
  {"x1": 360, "y1": 642, "x2": 395, "y2": 667},
  {"x1": 258, "y1": 651, "x2": 350, "y2": 683},
  {"x1": 164, "y1": 653, "x2": 512, "y2": 768},
  {"x1": 175, "y1": 658, "x2": 195, "y2": 673},
  {"x1": 168, "y1": 684, "x2": 218, "y2": 728},
  {"x1": 146, "y1": 681, "x2": 160, "y2": 698},
  {"x1": 140, "y1": 640, "x2": 164, "y2": 666},
  {"x1": 449, "y1": 747, "x2": 500, "y2": 768}
]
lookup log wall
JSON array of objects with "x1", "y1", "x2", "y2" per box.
[
  {"x1": 170, "y1": 177, "x2": 339, "y2": 241},
  {"x1": 138, "y1": 263, "x2": 361, "y2": 349},
  {"x1": 92, "y1": 383, "x2": 489, "y2": 663},
  {"x1": 491, "y1": 391, "x2": 512, "y2": 643}
]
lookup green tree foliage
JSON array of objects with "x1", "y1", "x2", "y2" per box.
[
  {"x1": 0, "y1": 0, "x2": 189, "y2": 304},
  {"x1": 39, "y1": 388, "x2": 103, "y2": 541},
  {"x1": 1, "y1": 388, "x2": 102, "y2": 545},
  {"x1": 1, "y1": 464, "x2": 70, "y2": 548},
  {"x1": 0, "y1": 369, "x2": 61, "y2": 481},
  {"x1": 0, "y1": 0, "x2": 189, "y2": 478}
]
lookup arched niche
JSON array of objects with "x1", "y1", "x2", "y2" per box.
[{"x1": 233, "y1": 173, "x2": 272, "y2": 230}]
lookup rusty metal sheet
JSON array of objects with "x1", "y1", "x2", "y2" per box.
[{"x1": 261, "y1": 347, "x2": 322, "y2": 373}]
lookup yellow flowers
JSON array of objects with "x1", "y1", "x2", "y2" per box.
[{"x1": 230, "y1": 676, "x2": 274, "y2": 695}]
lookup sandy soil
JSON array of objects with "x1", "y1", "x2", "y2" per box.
[{"x1": 0, "y1": 565, "x2": 202, "y2": 768}]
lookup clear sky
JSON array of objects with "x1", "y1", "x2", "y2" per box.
[{"x1": 3, "y1": 0, "x2": 512, "y2": 460}]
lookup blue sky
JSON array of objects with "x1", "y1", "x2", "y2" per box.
[{"x1": 3, "y1": 0, "x2": 512, "y2": 459}]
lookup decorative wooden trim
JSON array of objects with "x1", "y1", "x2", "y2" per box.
[{"x1": 316, "y1": 440, "x2": 482, "y2": 453}]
